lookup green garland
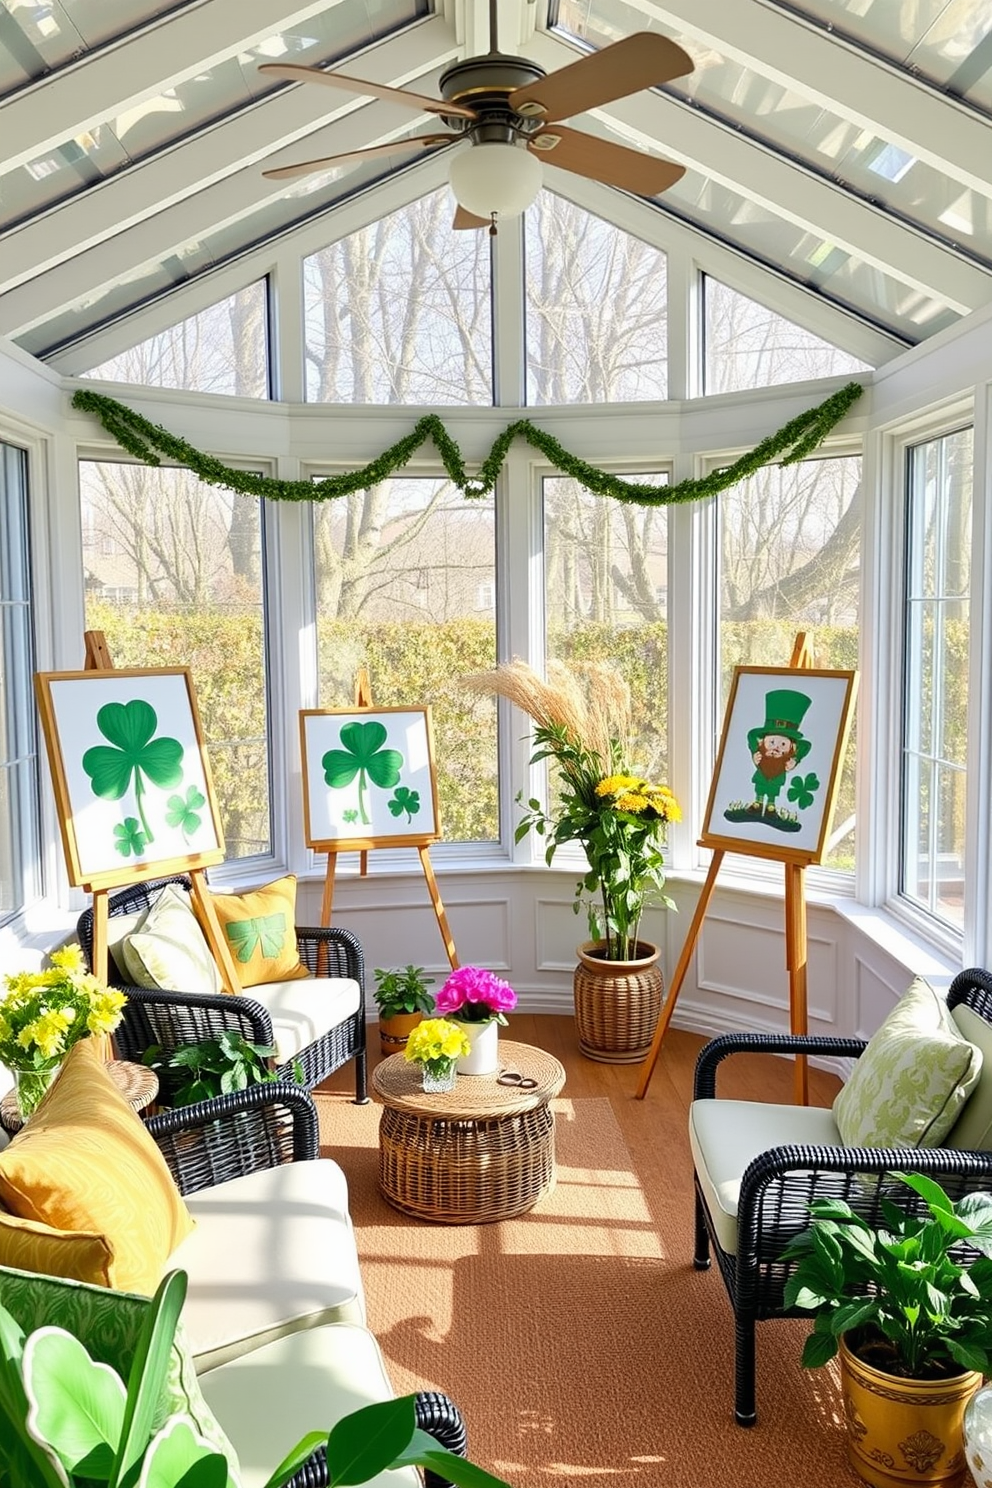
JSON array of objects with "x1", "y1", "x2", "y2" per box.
[{"x1": 71, "y1": 381, "x2": 863, "y2": 508}]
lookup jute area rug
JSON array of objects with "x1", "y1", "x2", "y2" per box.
[{"x1": 314, "y1": 1091, "x2": 858, "y2": 1488}]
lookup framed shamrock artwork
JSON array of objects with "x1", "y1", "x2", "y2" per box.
[
  {"x1": 34, "y1": 668, "x2": 225, "y2": 888},
  {"x1": 700, "y1": 665, "x2": 858, "y2": 865},
  {"x1": 299, "y1": 706, "x2": 441, "y2": 849}
]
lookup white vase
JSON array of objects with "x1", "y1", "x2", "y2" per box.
[{"x1": 453, "y1": 1017, "x2": 499, "y2": 1076}]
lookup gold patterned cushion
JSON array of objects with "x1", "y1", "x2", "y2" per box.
[
  {"x1": 0, "y1": 1210, "x2": 115, "y2": 1287},
  {"x1": 0, "y1": 1040, "x2": 194, "y2": 1295},
  {"x1": 203, "y1": 875, "x2": 309, "y2": 989}
]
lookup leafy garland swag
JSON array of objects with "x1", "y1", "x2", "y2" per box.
[{"x1": 71, "y1": 381, "x2": 863, "y2": 509}]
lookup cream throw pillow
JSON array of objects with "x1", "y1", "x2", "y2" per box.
[
  {"x1": 833, "y1": 976, "x2": 983, "y2": 1149},
  {"x1": 120, "y1": 882, "x2": 222, "y2": 996}
]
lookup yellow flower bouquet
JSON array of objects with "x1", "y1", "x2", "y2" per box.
[
  {"x1": 403, "y1": 1016, "x2": 472, "y2": 1091},
  {"x1": 0, "y1": 945, "x2": 126, "y2": 1115}
]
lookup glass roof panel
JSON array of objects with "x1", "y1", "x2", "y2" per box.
[
  {"x1": 0, "y1": 1, "x2": 191, "y2": 92},
  {"x1": 0, "y1": 0, "x2": 428, "y2": 232},
  {"x1": 553, "y1": 2, "x2": 992, "y2": 272},
  {"x1": 658, "y1": 170, "x2": 960, "y2": 341},
  {"x1": 16, "y1": 142, "x2": 441, "y2": 357},
  {"x1": 771, "y1": 0, "x2": 992, "y2": 104}
]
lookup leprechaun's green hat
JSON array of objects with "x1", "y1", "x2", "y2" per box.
[{"x1": 747, "y1": 688, "x2": 813, "y2": 760}]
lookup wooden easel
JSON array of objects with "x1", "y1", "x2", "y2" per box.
[
  {"x1": 314, "y1": 669, "x2": 459, "y2": 970},
  {"x1": 635, "y1": 634, "x2": 819, "y2": 1105},
  {"x1": 76, "y1": 630, "x2": 241, "y2": 996}
]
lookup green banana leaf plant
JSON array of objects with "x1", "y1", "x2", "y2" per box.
[{"x1": 0, "y1": 1270, "x2": 511, "y2": 1488}]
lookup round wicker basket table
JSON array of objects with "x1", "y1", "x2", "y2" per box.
[
  {"x1": 371, "y1": 1040, "x2": 566, "y2": 1224},
  {"x1": 0, "y1": 1059, "x2": 159, "y2": 1135}
]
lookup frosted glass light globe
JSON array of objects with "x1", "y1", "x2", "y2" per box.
[{"x1": 448, "y1": 142, "x2": 543, "y2": 220}]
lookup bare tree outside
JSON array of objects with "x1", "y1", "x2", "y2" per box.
[
  {"x1": 526, "y1": 192, "x2": 668, "y2": 405},
  {"x1": 79, "y1": 281, "x2": 268, "y2": 397},
  {"x1": 303, "y1": 189, "x2": 492, "y2": 405},
  {"x1": 79, "y1": 457, "x2": 270, "y2": 861},
  {"x1": 720, "y1": 455, "x2": 862, "y2": 869},
  {"x1": 704, "y1": 276, "x2": 869, "y2": 393}
]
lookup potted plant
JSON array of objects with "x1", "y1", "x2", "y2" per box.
[
  {"x1": 373, "y1": 964, "x2": 435, "y2": 1058},
  {"x1": 0, "y1": 1269, "x2": 510, "y2": 1488},
  {"x1": 781, "y1": 1172, "x2": 992, "y2": 1488},
  {"x1": 463, "y1": 659, "x2": 680, "y2": 1062},
  {"x1": 142, "y1": 1030, "x2": 303, "y2": 1107},
  {"x1": 434, "y1": 965, "x2": 517, "y2": 1075}
]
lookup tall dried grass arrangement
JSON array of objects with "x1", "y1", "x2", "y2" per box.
[{"x1": 462, "y1": 658, "x2": 631, "y2": 768}]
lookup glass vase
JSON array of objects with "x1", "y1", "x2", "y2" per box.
[
  {"x1": 13, "y1": 1062, "x2": 61, "y2": 1121},
  {"x1": 421, "y1": 1060, "x2": 457, "y2": 1094}
]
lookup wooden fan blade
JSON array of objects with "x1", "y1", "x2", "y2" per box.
[
  {"x1": 508, "y1": 33, "x2": 693, "y2": 122},
  {"x1": 529, "y1": 125, "x2": 685, "y2": 196},
  {"x1": 263, "y1": 134, "x2": 453, "y2": 181},
  {"x1": 258, "y1": 62, "x2": 478, "y2": 120},
  {"x1": 452, "y1": 206, "x2": 491, "y2": 230}
]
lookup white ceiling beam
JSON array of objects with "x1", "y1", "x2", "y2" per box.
[
  {"x1": 526, "y1": 33, "x2": 990, "y2": 314},
  {"x1": 0, "y1": 95, "x2": 453, "y2": 338},
  {"x1": 0, "y1": 20, "x2": 459, "y2": 298},
  {"x1": 606, "y1": 0, "x2": 992, "y2": 196},
  {"x1": 0, "y1": 0, "x2": 346, "y2": 174}
]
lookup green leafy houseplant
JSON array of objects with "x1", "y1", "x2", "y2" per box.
[
  {"x1": 0, "y1": 1270, "x2": 510, "y2": 1488},
  {"x1": 372, "y1": 966, "x2": 436, "y2": 1020},
  {"x1": 781, "y1": 1172, "x2": 992, "y2": 1379},
  {"x1": 463, "y1": 660, "x2": 680, "y2": 962},
  {"x1": 142, "y1": 1030, "x2": 302, "y2": 1107}
]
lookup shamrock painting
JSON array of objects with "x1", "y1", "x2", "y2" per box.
[
  {"x1": 35, "y1": 668, "x2": 224, "y2": 886},
  {"x1": 700, "y1": 665, "x2": 857, "y2": 866},
  {"x1": 300, "y1": 706, "x2": 440, "y2": 847}
]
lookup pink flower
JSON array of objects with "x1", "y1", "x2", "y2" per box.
[{"x1": 435, "y1": 965, "x2": 517, "y2": 1024}]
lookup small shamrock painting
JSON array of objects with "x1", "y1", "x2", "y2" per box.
[
  {"x1": 37, "y1": 669, "x2": 224, "y2": 885},
  {"x1": 301, "y1": 706, "x2": 440, "y2": 846}
]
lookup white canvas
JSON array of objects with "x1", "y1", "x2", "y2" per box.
[
  {"x1": 40, "y1": 670, "x2": 222, "y2": 882},
  {"x1": 301, "y1": 708, "x2": 439, "y2": 845},
  {"x1": 702, "y1": 667, "x2": 856, "y2": 863}
]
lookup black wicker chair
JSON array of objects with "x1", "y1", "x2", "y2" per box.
[
  {"x1": 77, "y1": 874, "x2": 367, "y2": 1102},
  {"x1": 143, "y1": 1082, "x2": 466, "y2": 1488},
  {"x1": 690, "y1": 966, "x2": 992, "y2": 1427}
]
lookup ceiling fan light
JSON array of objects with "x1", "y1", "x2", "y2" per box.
[{"x1": 448, "y1": 142, "x2": 542, "y2": 220}]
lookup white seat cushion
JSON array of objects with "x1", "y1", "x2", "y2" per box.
[
  {"x1": 198, "y1": 1323, "x2": 420, "y2": 1488},
  {"x1": 250, "y1": 977, "x2": 361, "y2": 1063},
  {"x1": 689, "y1": 1097, "x2": 843, "y2": 1256},
  {"x1": 170, "y1": 1159, "x2": 366, "y2": 1371}
]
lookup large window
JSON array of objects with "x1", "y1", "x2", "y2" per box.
[
  {"x1": 80, "y1": 282, "x2": 269, "y2": 396},
  {"x1": 544, "y1": 475, "x2": 669, "y2": 782},
  {"x1": 0, "y1": 442, "x2": 40, "y2": 921},
  {"x1": 303, "y1": 192, "x2": 493, "y2": 405},
  {"x1": 901, "y1": 427, "x2": 973, "y2": 928},
  {"x1": 312, "y1": 477, "x2": 497, "y2": 843},
  {"x1": 719, "y1": 455, "x2": 861, "y2": 871},
  {"x1": 704, "y1": 277, "x2": 869, "y2": 394},
  {"x1": 79, "y1": 462, "x2": 271, "y2": 860},
  {"x1": 526, "y1": 196, "x2": 667, "y2": 405}
]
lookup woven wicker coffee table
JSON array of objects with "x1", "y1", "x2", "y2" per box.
[{"x1": 371, "y1": 1040, "x2": 566, "y2": 1224}]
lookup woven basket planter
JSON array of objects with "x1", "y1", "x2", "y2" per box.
[{"x1": 573, "y1": 939, "x2": 664, "y2": 1063}]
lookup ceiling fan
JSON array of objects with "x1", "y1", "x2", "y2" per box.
[{"x1": 259, "y1": 0, "x2": 693, "y2": 232}]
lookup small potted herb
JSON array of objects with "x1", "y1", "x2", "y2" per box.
[
  {"x1": 373, "y1": 965, "x2": 435, "y2": 1057},
  {"x1": 781, "y1": 1172, "x2": 992, "y2": 1488}
]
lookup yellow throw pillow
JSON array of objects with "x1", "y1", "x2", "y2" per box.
[
  {"x1": 0, "y1": 1040, "x2": 194, "y2": 1295},
  {"x1": 204, "y1": 875, "x2": 310, "y2": 989},
  {"x1": 0, "y1": 1209, "x2": 115, "y2": 1288}
]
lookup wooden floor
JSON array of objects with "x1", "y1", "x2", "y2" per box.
[{"x1": 322, "y1": 1012, "x2": 843, "y2": 1170}]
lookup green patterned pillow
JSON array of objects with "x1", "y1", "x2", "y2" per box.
[
  {"x1": 833, "y1": 976, "x2": 983, "y2": 1149},
  {"x1": 0, "y1": 1263, "x2": 238, "y2": 1465}
]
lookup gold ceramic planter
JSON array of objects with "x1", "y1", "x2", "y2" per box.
[
  {"x1": 839, "y1": 1336, "x2": 981, "y2": 1488},
  {"x1": 378, "y1": 1011, "x2": 423, "y2": 1059}
]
